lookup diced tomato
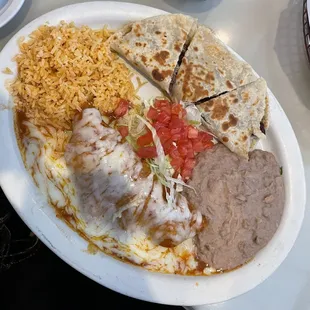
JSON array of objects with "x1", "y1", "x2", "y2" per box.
[
  {"x1": 169, "y1": 147, "x2": 181, "y2": 159},
  {"x1": 141, "y1": 98, "x2": 215, "y2": 181},
  {"x1": 188, "y1": 126, "x2": 199, "y2": 139},
  {"x1": 192, "y1": 139, "x2": 205, "y2": 152},
  {"x1": 184, "y1": 158, "x2": 196, "y2": 170},
  {"x1": 153, "y1": 121, "x2": 166, "y2": 130},
  {"x1": 136, "y1": 146, "x2": 157, "y2": 159},
  {"x1": 169, "y1": 116, "x2": 185, "y2": 129},
  {"x1": 179, "y1": 126, "x2": 189, "y2": 140},
  {"x1": 118, "y1": 126, "x2": 129, "y2": 138},
  {"x1": 162, "y1": 138, "x2": 175, "y2": 154},
  {"x1": 157, "y1": 127, "x2": 171, "y2": 143},
  {"x1": 171, "y1": 103, "x2": 186, "y2": 118},
  {"x1": 198, "y1": 131, "x2": 214, "y2": 149},
  {"x1": 114, "y1": 99, "x2": 129, "y2": 118},
  {"x1": 187, "y1": 147, "x2": 195, "y2": 159},
  {"x1": 157, "y1": 111, "x2": 171, "y2": 125},
  {"x1": 181, "y1": 168, "x2": 193, "y2": 180},
  {"x1": 171, "y1": 133, "x2": 182, "y2": 141},
  {"x1": 181, "y1": 159, "x2": 195, "y2": 179},
  {"x1": 154, "y1": 101, "x2": 172, "y2": 116},
  {"x1": 154, "y1": 99, "x2": 170, "y2": 109},
  {"x1": 178, "y1": 144, "x2": 188, "y2": 157},
  {"x1": 157, "y1": 127, "x2": 171, "y2": 137},
  {"x1": 170, "y1": 127, "x2": 183, "y2": 141},
  {"x1": 178, "y1": 139, "x2": 192, "y2": 157},
  {"x1": 161, "y1": 106, "x2": 172, "y2": 116},
  {"x1": 171, "y1": 103, "x2": 182, "y2": 115},
  {"x1": 170, "y1": 127, "x2": 182, "y2": 135},
  {"x1": 203, "y1": 139, "x2": 214, "y2": 149},
  {"x1": 137, "y1": 130, "x2": 153, "y2": 147},
  {"x1": 170, "y1": 157, "x2": 184, "y2": 172},
  {"x1": 199, "y1": 131, "x2": 213, "y2": 142},
  {"x1": 147, "y1": 106, "x2": 159, "y2": 121},
  {"x1": 197, "y1": 131, "x2": 204, "y2": 139}
]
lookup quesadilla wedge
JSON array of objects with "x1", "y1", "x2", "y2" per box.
[
  {"x1": 197, "y1": 78, "x2": 269, "y2": 158},
  {"x1": 172, "y1": 25, "x2": 257, "y2": 103},
  {"x1": 110, "y1": 14, "x2": 197, "y2": 93}
]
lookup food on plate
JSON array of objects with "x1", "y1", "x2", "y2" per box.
[
  {"x1": 126, "y1": 98, "x2": 214, "y2": 180},
  {"x1": 110, "y1": 14, "x2": 197, "y2": 94},
  {"x1": 18, "y1": 105, "x2": 204, "y2": 274},
  {"x1": 171, "y1": 25, "x2": 257, "y2": 103},
  {"x1": 185, "y1": 144, "x2": 285, "y2": 270},
  {"x1": 65, "y1": 108, "x2": 203, "y2": 247},
  {"x1": 10, "y1": 22, "x2": 135, "y2": 130},
  {"x1": 7, "y1": 14, "x2": 285, "y2": 276},
  {"x1": 197, "y1": 78, "x2": 269, "y2": 158}
]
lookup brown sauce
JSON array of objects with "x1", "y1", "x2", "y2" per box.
[
  {"x1": 13, "y1": 107, "x2": 238, "y2": 277},
  {"x1": 15, "y1": 110, "x2": 29, "y2": 139}
]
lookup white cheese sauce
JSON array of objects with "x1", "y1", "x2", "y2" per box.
[{"x1": 18, "y1": 108, "x2": 211, "y2": 275}]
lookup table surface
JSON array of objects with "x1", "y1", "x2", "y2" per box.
[{"x1": 1, "y1": 0, "x2": 309, "y2": 309}]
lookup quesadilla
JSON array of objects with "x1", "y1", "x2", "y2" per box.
[
  {"x1": 197, "y1": 78, "x2": 269, "y2": 158},
  {"x1": 110, "y1": 14, "x2": 197, "y2": 93},
  {"x1": 172, "y1": 25, "x2": 257, "y2": 103}
]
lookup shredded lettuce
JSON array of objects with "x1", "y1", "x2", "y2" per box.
[
  {"x1": 147, "y1": 160, "x2": 169, "y2": 188},
  {"x1": 136, "y1": 115, "x2": 180, "y2": 205},
  {"x1": 166, "y1": 176, "x2": 196, "y2": 193},
  {"x1": 125, "y1": 135, "x2": 138, "y2": 150},
  {"x1": 143, "y1": 98, "x2": 155, "y2": 111},
  {"x1": 101, "y1": 115, "x2": 110, "y2": 124},
  {"x1": 185, "y1": 105, "x2": 202, "y2": 127},
  {"x1": 128, "y1": 114, "x2": 145, "y2": 138},
  {"x1": 120, "y1": 102, "x2": 197, "y2": 209},
  {"x1": 135, "y1": 115, "x2": 197, "y2": 212},
  {"x1": 136, "y1": 115, "x2": 166, "y2": 174},
  {"x1": 142, "y1": 96, "x2": 168, "y2": 117}
]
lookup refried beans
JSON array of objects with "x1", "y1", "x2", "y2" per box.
[{"x1": 185, "y1": 143, "x2": 285, "y2": 271}]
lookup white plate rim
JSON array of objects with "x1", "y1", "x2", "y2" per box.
[
  {"x1": 0, "y1": 1, "x2": 306, "y2": 306},
  {"x1": 0, "y1": 0, "x2": 24, "y2": 28},
  {"x1": 307, "y1": 0, "x2": 310, "y2": 25}
]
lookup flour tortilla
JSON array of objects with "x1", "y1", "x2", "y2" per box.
[
  {"x1": 172, "y1": 25, "x2": 257, "y2": 103},
  {"x1": 197, "y1": 78, "x2": 269, "y2": 158},
  {"x1": 110, "y1": 14, "x2": 197, "y2": 93}
]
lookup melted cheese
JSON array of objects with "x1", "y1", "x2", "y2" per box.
[{"x1": 19, "y1": 108, "x2": 211, "y2": 275}]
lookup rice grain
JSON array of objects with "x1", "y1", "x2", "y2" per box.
[{"x1": 9, "y1": 22, "x2": 135, "y2": 130}]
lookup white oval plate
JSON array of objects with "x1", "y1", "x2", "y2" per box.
[
  {"x1": 0, "y1": 2, "x2": 306, "y2": 306},
  {"x1": 0, "y1": 0, "x2": 24, "y2": 28}
]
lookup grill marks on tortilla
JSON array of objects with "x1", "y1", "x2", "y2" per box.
[
  {"x1": 222, "y1": 114, "x2": 238, "y2": 131},
  {"x1": 110, "y1": 14, "x2": 197, "y2": 93},
  {"x1": 133, "y1": 23, "x2": 142, "y2": 37},
  {"x1": 226, "y1": 80, "x2": 234, "y2": 89},
  {"x1": 154, "y1": 51, "x2": 170, "y2": 66},
  {"x1": 198, "y1": 78, "x2": 269, "y2": 158},
  {"x1": 141, "y1": 55, "x2": 148, "y2": 65},
  {"x1": 152, "y1": 69, "x2": 173, "y2": 82},
  {"x1": 136, "y1": 42, "x2": 146, "y2": 48},
  {"x1": 171, "y1": 25, "x2": 257, "y2": 102},
  {"x1": 174, "y1": 43, "x2": 181, "y2": 52},
  {"x1": 199, "y1": 96, "x2": 230, "y2": 121},
  {"x1": 180, "y1": 61, "x2": 217, "y2": 100},
  {"x1": 210, "y1": 98, "x2": 228, "y2": 120}
]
